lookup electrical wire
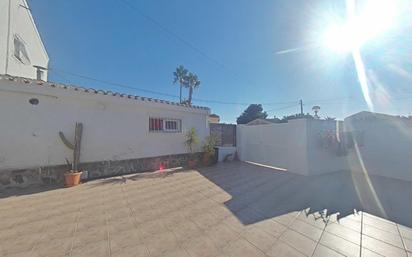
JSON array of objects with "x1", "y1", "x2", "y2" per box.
[
  {"x1": 48, "y1": 68, "x2": 412, "y2": 111},
  {"x1": 48, "y1": 68, "x2": 298, "y2": 106},
  {"x1": 116, "y1": 0, "x2": 244, "y2": 82},
  {"x1": 266, "y1": 104, "x2": 299, "y2": 113}
]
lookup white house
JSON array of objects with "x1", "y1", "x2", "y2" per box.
[
  {"x1": 0, "y1": 75, "x2": 210, "y2": 187},
  {"x1": 0, "y1": 0, "x2": 210, "y2": 188},
  {"x1": 0, "y1": 0, "x2": 49, "y2": 80}
]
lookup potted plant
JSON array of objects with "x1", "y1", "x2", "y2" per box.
[
  {"x1": 184, "y1": 128, "x2": 199, "y2": 169},
  {"x1": 59, "y1": 122, "x2": 83, "y2": 187},
  {"x1": 202, "y1": 134, "x2": 217, "y2": 166}
]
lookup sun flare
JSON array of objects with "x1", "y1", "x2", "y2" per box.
[{"x1": 322, "y1": 0, "x2": 398, "y2": 53}]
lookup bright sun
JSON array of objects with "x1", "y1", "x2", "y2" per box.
[{"x1": 323, "y1": 0, "x2": 398, "y2": 53}]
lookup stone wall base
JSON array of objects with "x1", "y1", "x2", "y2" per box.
[{"x1": 0, "y1": 153, "x2": 204, "y2": 190}]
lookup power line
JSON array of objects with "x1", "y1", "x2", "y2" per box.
[
  {"x1": 116, "y1": 0, "x2": 243, "y2": 81},
  {"x1": 48, "y1": 68, "x2": 297, "y2": 106},
  {"x1": 49, "y1": 68, "x2": 412, "y2": 110},
  {"x1": 49, "y1": 68, "x2": 179, "y2": 99},
  {"x1": 266, "y1": 104, "x2": 299, "y2": 112}
]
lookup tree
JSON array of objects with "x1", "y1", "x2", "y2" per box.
[
  {"x1": 270, "y1": 113, "x2": 314, "y2": 123},
  {"x1": 280, "y1": 113, "x2": 313, "y2": 123},
  {"x1": 185, "y1": 72, "x2": 201, "y2": 105},
  {"x1": 173, "y1": 65, "x2": 188, "y2": 103},
  {"x1": 237, "y1": 104, "x2": 268, "y2": 124}
]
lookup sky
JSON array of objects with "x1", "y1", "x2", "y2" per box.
[{"x1": 30, "y1": 0, "x2": 412, "y2": 123}]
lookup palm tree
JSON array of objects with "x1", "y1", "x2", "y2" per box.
[
  {"x1": 185, "y1": 72, "x2": 201, "y2": 105},
  {"x1": 173, "y1": 65, "x2": 188, "y2": 103}
]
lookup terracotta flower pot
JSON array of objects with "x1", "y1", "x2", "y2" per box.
[
  {"x1": 188, "y1": 159, "x2": 197, "y2": 169},
  {"x1": 202, "y1": 153, "x2": 212, "y2": 166},
  {"x1": 203, "y1": 152, "x2": 217, "y2": 166},
  {"x1": 64, "y1": 171, "x2": 82, "y2": 187}
]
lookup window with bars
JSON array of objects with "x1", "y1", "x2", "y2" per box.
[{"x1": 149, "y1": 118, "x2": 181, "y2": 133}]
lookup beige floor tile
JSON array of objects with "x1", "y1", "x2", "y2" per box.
[
  {"x1": 290, "y1": 219, "x2": 324, "y2": 242},
  {"x1": 253, "y1": 218, "x2": 287, "y2": 237},
  {"x1": 182, "y1": 235, "x2": 222, "y2": 257},
  {"x1": 362, "y1": 234, "x2": 407, "y2": 257},
  {"x1": 400, "y1": 225, "x2": 412, "y2": 240},
  {"x1": 280, "y1": 229, "x2": 317, "y2": 256},
  {"x1": 141, "y1": 231, "x2": 179, "y2": 257},
  {"x1": 31, "y1": 238, "x2": 72, "y2": 257},
  {"x1": 110, "y1": 229, "x2": 142, "y2": 253},
  {"x1": 205, "y1": 223, "x2": 240, "y2": 249},
  {"x1": 169, "y1": 220, "x2": 203, "y2": 243},
  {"x1": 361, "y1": 247, "x2": 389, "y2": 257},
  {"x1": 241, "y1": 226, "x2": 276, "y2": 252},
  {"x1": 223, "y1": 237, "x2": 267, "y2": 257},
  {"x1": 266, "y1": 241, "x2": 306, "y2": 257},
  {"x1": 137, "y1": 220, "x2": 167, "y2": 239},
  {"x1": 320, "y1": 232, "x2": 360, "y2": 257},
  {"x1": 334, "y1": 216, "x2": 362, "y2": 232},
  {"x1": 312, "y1": 244, "x2": 346, "y2": 257},
  {"x1": 71, "y1": 240, "x2": 109, "y2": 257},
  {"x1": 2, "y1": 163, "x2": 412, "y2": 257},
  {"x1": 158, "y1": 247, "x2": 190, "y2": 257},
  {"x1": 324, "y1": 222, "x2": 361, "y2": 245},
  {"x1": 297, "y1": 212, "x2": 328, "y2": 230},
  {"x1": 272, "y1": 212, "x2": 300, "y2": 227},
  {"x1": 363, "y1": 214, "x2": 399, "y2": 234},
  {"x1": 2, "y1": 250, "x2": 32, "y2": 257},
  {"x1": 72, "y1": 226, "x2": 108, "y2": 248},
  {"x1": 363, "y1": 223, "x2": 404, "y2": 248},
  {"x1": 403, "y1": 238, "x2": 412, "y2": 253}
]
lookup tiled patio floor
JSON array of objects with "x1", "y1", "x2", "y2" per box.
[{"x1": 1, "y1": 162, "x2": 412, "y2": 257}]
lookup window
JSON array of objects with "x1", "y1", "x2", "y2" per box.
[
  {"x1": 14, "y1": 35, "x2": 30, "y2": 64},
  {"x1": 36, "y1": 69, "x2": 44, "y2": 81},
  {"x1": 149, "y1": 118, "x2": 181, "y2": 133}
]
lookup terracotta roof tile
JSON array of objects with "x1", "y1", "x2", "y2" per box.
[{"x1": 0, "y1": 74, "x2": 209, "y2": 111}]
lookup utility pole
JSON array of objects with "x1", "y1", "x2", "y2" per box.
[{"x1": 299, "y1": 99, "x2": 304, "y2": 116}]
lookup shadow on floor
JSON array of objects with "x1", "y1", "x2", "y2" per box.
[
  {"x1": 197, "y1": 161, "x2": 412, "y2": 228},
  {"x1": 0, "y1": 184, "x2": 62, "y2": 199},
  {"x1": 85, "y1": 167, "x2": 187, "y2": 188}
]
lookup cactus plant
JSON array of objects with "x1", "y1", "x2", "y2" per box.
[
  {"x1": 59, "y1": 122, "x2": 83, "y2": 172},
  {"x1": 184, "y1": 128, "x2": 199, "y2": 168}
]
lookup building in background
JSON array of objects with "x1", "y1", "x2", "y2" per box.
[
  {"x1": 208, "y1": 114, "x2": 220, "y2": 123},
  {"x1": 0, "y1": 0, "x2": 49, "y2": 80}
]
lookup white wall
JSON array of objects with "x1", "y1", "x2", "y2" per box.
[
  {"x1": 237, "y1": 116, "x2": 412, "y2": 182},
  {"x1": 306, "y1": 119, "x2": 347, "y2": 175},
  {"x1": 344, "y1": 116, "x2": 412, "y2": 181},
  {"x1": 0, "y1": 0, "x2": 10, "y2": 73},
  {"x1": 0, "y1": 78, "x2": 209, "y2": 170},
  {"x1": 0, "y1": 0, "x2": 49, "y2": 80},
  {"x1": 237, "y1": 119, "x2": 309, "y2": 175}
]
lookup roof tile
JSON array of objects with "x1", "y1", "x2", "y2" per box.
[{"x1": 0, "y1": 74, "x2": 209, "y2": 111}]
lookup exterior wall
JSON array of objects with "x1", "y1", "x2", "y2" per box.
[
  {"x1": 237, "y1": 115, "x2": 412, "y2": 182},
  {"x1": 344, "y1": 116, "x2": 412, "y2": 181},
  {"x1": 306, "y1": 119, "x2": 347, "y2": 175},
  {"x1": 0, "y1": 153, "x2": 204, "y2": 189},
  {"x1": 237, "y1": 119, "x2": 309, "y2": 175},
  {"x1": 210, "y1": 123, "x2": 236, "y2": 146},
  {"x1": 0, "y1": 79, "x2": 209, "y2": 174},
  {"x1": 0, "y1": 0, "x2": 49, "y2": 79},
  {"x1": 208, "y1": 115, "x2": 220, "y2": 123},
  {"x1": 216, "y1": 146, "x2": 236, "y2": 162},
  {"x1": 0, "y1": 0, "x2": 9, "y2": 73}
]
